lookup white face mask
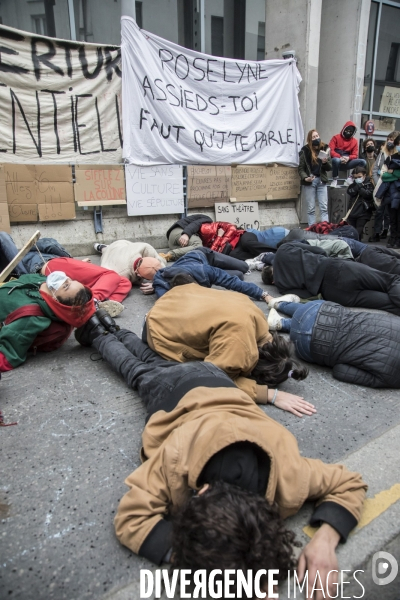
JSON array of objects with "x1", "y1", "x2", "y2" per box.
[
  {"x1": 354, "y1": 177, "x2": 364, "y2": 184},
  {"x1": 47, "y1": 271, "x2": 68, "y2": 291}
]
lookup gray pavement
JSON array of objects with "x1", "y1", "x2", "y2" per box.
[{"x1": 1, "y1": 253, "x2": 400, "y2": 599}]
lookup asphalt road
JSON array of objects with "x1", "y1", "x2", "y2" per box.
[{"x1": 1, "y1": 250, "x2": 400, "y2": 600}]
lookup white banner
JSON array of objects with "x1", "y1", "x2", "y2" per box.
[
  {"x1": 0, "y1": 25, "x2": 122, "y2": 163},
  {"x1": 121, "y1": 17, "x2": 304, "y2": 167},
  {"x1": 125, "y1": 164, "x2": 184, "y2": 216}
]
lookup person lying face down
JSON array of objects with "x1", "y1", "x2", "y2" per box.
[
  {"x1": 0, "y1": 270, "x2": 95, "y2": 373},
  {"x1": 73, "y1": 304, "x2": 367, "y2": 600},
  {"x1": 262, "y1": 240, "x2": 400, "y2": 316}
]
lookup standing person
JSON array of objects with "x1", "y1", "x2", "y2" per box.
[
  {"x1": 298, "y1": 129, "x2": 332, "y2": 226},
  {"x1": 329, "y1": 121, "x2": 366, "y2": 187},
  {"x1": 375, "y1": 139, "x2": 400, "y2": 249},
  {"x1": 370, "y1": 131, "x2": 400, "y2": 242},
  {"x1": 346, "y1": 166, "x2": 375, "y2": 241},
  {"x1": 360, "y1": 138, "x2": 377, "y2": 177}
]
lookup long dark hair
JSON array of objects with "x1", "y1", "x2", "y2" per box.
[
  {"x1": 58, "y1": 286, "x2": 92, "y2": 307},
  {"x1": 251, "y1": 332, "x2": 308, "y2": 386}
]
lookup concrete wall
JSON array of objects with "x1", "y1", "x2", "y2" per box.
[{"x1": 9, "y1": 201, "x2": 299, "y2": 255}]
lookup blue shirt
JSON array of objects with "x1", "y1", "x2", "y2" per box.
[{"x1": 246, "y1": 227, "x2": 289, "y2": 248}]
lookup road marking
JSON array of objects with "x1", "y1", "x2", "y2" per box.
[{"x1": 303, "y1": 482, "x2": 400, "y2": 538}]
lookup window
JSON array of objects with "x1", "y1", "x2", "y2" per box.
[
  {"x1": 257, "y1": 21, "x2": 265, "y2": 60},
  {"x1": 211, "y1": 16, "x2": 223, "y2": 57},
  {"x1": 135, "y1": 1, "x2": 143, "y2": 29},
  {"x1": 31, "y1": 14, "x2": 48, "y2": 36}
]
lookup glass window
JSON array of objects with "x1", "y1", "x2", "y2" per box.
[
  {"x1": 372, "y1": 3, "x2": 400, "y2": 116},
  {"x1": 0, "y1": 0, "x2": 71, "y2": 39},
  {"x1": 362, "y1": 1, "x2": 378, "y2": 111},
  {"x1": 257, "y1": 21, "x2": 265, "y2": 61},
  {"x1": 211, "y1": 16, "x2": 224, "y2": 56}
]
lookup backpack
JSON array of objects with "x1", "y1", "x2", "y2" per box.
[{"x1": 4, "y1": 305, "x2": 73, "y2": 352}]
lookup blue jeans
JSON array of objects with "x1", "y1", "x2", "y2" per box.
[
  {"x1": 338, "y1": 237, "x2": 367, "y2": 258},
  {"x1": 303, "y1": 178, "x2": 329, "y2": 226},
  {"x1": 278, "y1": 300, "x2": 325, "y2": 363},
  {"x1": 331, "y1": 157, "x2": 366, "y2": 179},
  {"x1": 0, "y1": 234, "x2": 71, "y2": 275},
  {"x1": 0, "y1": 232, "x2": 28, "y2": 275}
]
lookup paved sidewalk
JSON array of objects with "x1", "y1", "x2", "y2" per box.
[{"x1": 1, "y1": 255, "x2": 399, "y2": 599}]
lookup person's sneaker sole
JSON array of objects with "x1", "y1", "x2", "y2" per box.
[
  {"x1": 97, "y1": 300, "x2": 124, "y2": 317},
  {"x1": 268, "y1": 294, "x2": 301, "y2": 309},
  {"x1": 267, "y1": 308, "x2": 282, "y2": 331}
]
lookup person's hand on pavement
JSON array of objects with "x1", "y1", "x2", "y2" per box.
[
  {"x1": 81, "y1": 258, "x2": 91, "y2": 263},
  {"x1": 179, "y1": 234, "x2": 189, "y2": 247},
  {"x1": 273, "y1": 391, "x2": 316, "y2": 417},
  {"x1": 297, "y1": 524, "x2": 341, "y2": 599},
  {"x1": 140, "y1": 282, "x2": 155, "y2": 295}
]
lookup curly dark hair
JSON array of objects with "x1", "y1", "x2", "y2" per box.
[
  {"x1": 58, "y1": 286, "x2": 92, "y2": 307},
  {"x1": 170, "y1": 481, "x2": 298, "y2": 596},
  {"x1": 251, "y1": 332, "x2": 309, "y2": 386},
  {"x1": 261, "y1": 265, "x2": 274, "y2": 285}
]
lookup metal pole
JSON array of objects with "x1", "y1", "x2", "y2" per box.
[
  {"x1": 121, "y1": 0, "x2": 136, "y2": 19},
  {"x1": 67, "y1": 0, "x2": 77, "y2": 41},
  {"x1": 200, "y1": 0, "x2": 205, "y2": 53}
]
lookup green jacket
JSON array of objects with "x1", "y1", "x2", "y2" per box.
[
  {"x1": 381, "y1": 169, "x2": 400, "y2": 182},
  {"x1": 0, "y1": 274, "x2": 58, "y2": 369},
  {"x1": 298, "y1": 144, "x2": 332, "y2": 185}
]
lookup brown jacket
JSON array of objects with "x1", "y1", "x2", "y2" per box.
[
  {"x1": 146, "y1": 284, "x2": 272, "y2": 400},
  {"x1": 115, "y1": 386, "x2": 367, "y2": 563}
]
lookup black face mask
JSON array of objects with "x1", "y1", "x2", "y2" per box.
[
  {"x1": 387, "y1": 141, "x2": 395, "y2": 150},
  {"x1": 312, "y1": 138, "x2": 321, "y2": 147},
  {"x1": 366, "y1": 146, "x2": 375, "y2": 153},
  {"x1": 343, "y1": 129, "x2": 354, "y2": 140}
]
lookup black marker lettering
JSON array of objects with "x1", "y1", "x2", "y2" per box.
[
  {"x1": 103, "y1": 46, "x2": 122, "y2": 81},
  {"x1": 79, "y1": 46, "x2": 103, "y2": 79},
  {"x1": 11, "y1": 88, "x2": 42, "y2": 156},
  {"x1": 166, "y1": 84, "x2": 180, "y2": 107},
  {"x1": 95, "y1": 96, "x2": 117, "y2": 152},
  {"x1": 228, "y1": 96, "x2": 240, "y2": 111},
  {"x1": 31, "y1": 37, "x2": 63, "y2": 81},
  {"x1": 172, "y1": 125, "x2": 185, "y2": 142},
  {"x1": 223, "y1": 61, "x2": 235, "y2": 83},
  {"x1": 139, "y1": 108, "x2": 150, "y2": 129},
  {"x1": 41, "y1": 89, "x2": 65, "y2": 154},
  {"x1": 208, "y1": 96, "x2": 219, "y2": 116},
  {"x1": 206, "y1": 59, "x2": 218, "y2": 82},
  {"x1": 154, "y1": 78, "x2": 167, "y2": 101},
  {"x1": 175, "y1": 54, "x2": 189, "y2": 80},
  {"x1": 0, "y1": 44, "x2": 29, "y2": 75},
  {"x1": 142, "y1": 75, "x2": 155, "y2": 99},
  {"x1": 193, "y1": 57, "x2": 206, "y2": 81},
  {"x1": 159, "y1": 48, "x2": 173, "y2": 70}
]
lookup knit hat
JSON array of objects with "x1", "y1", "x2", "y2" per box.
[{"x1": 135, "y1": 257, "x2": 162, "y2": 280}]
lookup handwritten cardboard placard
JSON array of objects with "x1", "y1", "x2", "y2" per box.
[
  {"x1": 187, "y1": 165, "x2": 231, "y2": 208},
  {"x1": 125, "y1": 165, "x2": 184, "y2": 217},
  {"x1": 379, "y1": 86, "x2": 400, "y2": 116},
  {"x1": 0, "y1": 203, "x2": 11, "y2": 233},
  {"x1": 231, "y1": 165, "x2": 268, "y2": 201},
  {"x1": 264, "y1": 164, "x2": 300, "y2": 200},
  {"x1": 215, "y1": 202, "x2": 260, "y2": 230},
  {"x1": 74, "y1": 166, "x2": 126, "y2": 206}
]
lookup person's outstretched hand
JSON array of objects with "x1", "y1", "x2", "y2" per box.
[
  {"x1": 297, "y1": 524, "x2": 341, "y2": 599},
  {"x1": 274, "y1": 391, "x2": 316, "y2": 417},
  {"x1": 140, "y1": 282, "x2": 155, "y2": 295},
  {"x1": 179, "y1": 234, "x2": 189, "y2": 247}
]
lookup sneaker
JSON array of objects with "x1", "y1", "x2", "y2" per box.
[
  {"x1": 344, "y1": 176, "x2": 353, "y2": 187},
  {"x1": 268, "y1": 294, "x2": 301, "y2": 309},
  {"x1": 267, "y1": 308, "x2": 283, "y2": 331},
  {"x1": 368, "y1": 233, "x2": 380, "y2": 243},
  {"x1": 75, "y1": 313, "x2": 108, "y2": 347},
  {"x1": 96, "y1": 308, "x2": 120, "y2": 334},
  {"x1": 330, "y1": 179, "x2": 338, "y2": 188},
  {"x1": 94, "y1": 243, "x2": 107, "y2": 253},
  {"x1": 97, "y1": 299, "x2": 124, "y2": 317},
  {"x1": 245, "y1": 258, "x2": 258, "y2": 271}
]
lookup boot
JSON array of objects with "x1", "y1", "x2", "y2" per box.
[
  {"x1": 393, "y1": 240, "x2": 400, "y2": 250},
  {"x1": 387, "y1": 237, "x2": 395, "y2": 249},
  {"x1": 380, "y1": 229, "x2": 388, "y2": 240},
  {"x1": 96, "y1": 308, "x2": 120, "y2": 334},
  {"x1": 75, "y1": 313, "x2": 108, "y2": 347},
  {"x1": 368, "y1": 233, "x2": 380, "y2": 242}
]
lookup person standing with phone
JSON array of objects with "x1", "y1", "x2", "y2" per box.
[{"x1": 298, "y1": 130, "x2": 332, "y2": 226}]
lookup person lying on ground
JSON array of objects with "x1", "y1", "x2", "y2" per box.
[
  {"x1": 283, "y1": 222, "x2": 359, "y2": 241},
  {"x1": 93, "y1": 240, "x2": 167, "y2": 290},
  {"x1": 267, "y1": 299, "x2": 400, "y2": 388},
  {"x1": 135, "y1": 249, "x2": 272, "y2": 301},
  {"x1": 0, "y1": 232, "x2": 71, "y2": 277},
  {"x1": 74, "y1": 310, "x2": 366, "y2": 600},
  {"x1": 161, "y1": 213, "x2": 212, "y2": 261},
  {"x1": 0, "y1": 271, "x2": 95, "y2": 373},
  {"x1": 40, "y1": 257, "x2": 131, "y2": 317},
  {"x1": 261, "y1": 240, "x2": 400, "y2": 316}
]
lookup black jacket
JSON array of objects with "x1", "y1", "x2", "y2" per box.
[
  {"x1": 311, "y1": 302, "x2": 400, "y2": 388},
  {"x1": 298, "y1": 144, "x2": 332, "y2": 185},
  {"x1": 273, "y1": 241, "x2": 330, "y2": 298},
  {"x1": 166, "y1": 214, "x2": 212, "y2": 240},
  {"x1": 347, "y1": 176, "x2": 374, "y2": 219}
]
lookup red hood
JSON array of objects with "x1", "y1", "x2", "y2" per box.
[
  {"x1": 40, "y1": 290, "x2": 96, "y2": 328},
  {"x1": 341, "y1": 121, "x2": 357, "y2": 137}
]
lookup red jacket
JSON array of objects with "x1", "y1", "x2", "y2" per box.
[
  {"x1": 199, "y1": 222, "x2": 245, "y2": 253},
  {"x1": 43, "y1": 258, "x2": 131, "y2": 303},
  {"x1": 328, "y1": 120, "x2": 359, "y2": 160}
]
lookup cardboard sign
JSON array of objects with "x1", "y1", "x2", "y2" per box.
[
  {"x1": 264, "y1": 164, "x2": 300, "y2": 200},
  {"x1": 38, "y1": 203, "x2": 76, "y2": 221},
  {"x1": 187, "y1": 165, "x2": 231, "y2": 208},
  {"x1": 125, "y1": 165, "x2": 184, "y2": 216},
  {"x1": 0, "y1": 203, "x2": 11, "y2": 233},
  {"x1": 379, "y1": 86, "x2": 400, "y2": 116},
  {"x1": 215, "y1": 202, "x2": 260, "y2": 230},
  {"x1": 4, "y1": 164, "x2": 75, "y2": 222},
  {"x1": 74, "y1": 166, "x2": 126, "y2": 206},
  {"x1": 231, "y1": 165, "x2": 268, "y2": 201}
]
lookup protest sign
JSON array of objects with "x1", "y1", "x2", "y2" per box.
[
  {"x1": 0, "y1": 24, "x2": 122, "y2": 163},
  {"x1": 265, "y1": 164, "x2": 300, "y2": 200},
  {"x1": 74, "y1": 166, "x2": 126, "y2": 206},
  {"x1": 215, "y1": 202, "x2": 260, "y2": 230},
  {"x1": 125, "y1": 164, "x2": 184, "y2": 216},
  {"x1": 0, "y1": 165, "x2": 10, "y2": 232},
  {"x1": 231, "y1": 165, "x2": 268, "y2": 201},
  {"x1": 187, "y1": 165, "x2": 231, "y2": 207},
  {"x1": 121, "y1": 17, "x2": 303, "y2": 166},
  {"x1": 379, "y1": 86, "x2": 400, "y2": 116}
]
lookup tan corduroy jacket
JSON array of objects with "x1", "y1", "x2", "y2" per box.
[
  {"x1": 145, "y1": 284, "x2": 272, "y2": 400},
  {"x1": 101, "y1": 240, "x2": 166, "y2": 284},
  {"x1": 115, "y1": 386, "x2": 367, "y2": 560}
]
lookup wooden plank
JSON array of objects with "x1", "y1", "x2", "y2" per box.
[
  {"x1": 0, "y1": 230, "x2": 41, "y2": 283},
  {"x1": 77, "y1": 200, "x2": 127, "y2": 207}
]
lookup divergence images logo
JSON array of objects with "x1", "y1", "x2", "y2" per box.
[{"x1": 372, "y1": 551, "x2": 398, "y2": 586}]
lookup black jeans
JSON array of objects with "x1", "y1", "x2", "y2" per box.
[
  {"x1": 196, "y1": 246, "x2": 248, "y2": 276},
  {"x1": 347, "y1": 216, "x2": 370, "y2": 241},
  {"x1": 389, "y1": 207, "x2": 400, "y2": 242},
  {"x1": 374, "y1": 204, "x2": 390, "y2": 234},
  {"x1": 93, "y1": 329, "x2": 234, "y2": 419},
  {"x1": 359, "y1": 245, "x2": 400, "y2": 276},
  {"x1": 321, "y1": 260, "x2": 400, "y2": 316},
  {"x1": 229, "y1": 232, "x2": 274, "y2": 261}
]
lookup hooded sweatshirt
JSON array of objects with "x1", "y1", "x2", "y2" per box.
[{"x1": 329, "y1": 121, "x2": 359, "y2": 160}]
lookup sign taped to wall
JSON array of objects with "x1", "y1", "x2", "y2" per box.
[
  {"x1": 121, "y1": 17, "x2": 304, "y2": 166},
  {"x1": 215, "y1": 202, "x2": 260, "y2": 230},
  {"x1": 0, "y1": 24, "x2": 122, "y2": 163},
  {"x1": 74, "y1": 166, "x2": 126, "y2": 206},
  {"x1": 125, "y1": 164, "x2": 184, "y2": 216},
  {"x1": 187, "y1": 165, "x2": 231, "y2": 207}
]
